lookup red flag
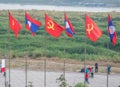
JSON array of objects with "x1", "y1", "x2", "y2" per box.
[
  {"x1": 45, "y1": 14, "x2": 64, "y2": 38},
  {"x1": 86, "y1": 14, "x2": 103, "y2": 42},
  {"x1": 9, "y1": 12, "x2": 22, "y2": 38}
]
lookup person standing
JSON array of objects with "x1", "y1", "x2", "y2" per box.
[
  {"x1": 107, "y1": 65, "x2": 111, "y2": 74},
  {"x1": 91, "y1": 67, "x2": 94, "y2": 78},
  {"x1": 95, "y1": 63, "x2": 98, "y2": 72},
  {"x1": 85, "y1": 72, "x2": 89, "y2": 84},
  {"x1": 85, "y1": 67, "x2": 89, "y2": 73},
  {"x1": 88, "y1": 66, "x2": 92, "y2": 75}
]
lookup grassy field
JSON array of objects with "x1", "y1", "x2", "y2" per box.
[{"x1": 0, "y1": 10, "x2": 120, "y2": 61}]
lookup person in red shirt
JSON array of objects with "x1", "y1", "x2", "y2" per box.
[
  {"x1": 85, "y1": 73, "x2": 89, "y2": 84},
  {"x1": 88, "y1": 66, "x2": 92, "y2": 74}
]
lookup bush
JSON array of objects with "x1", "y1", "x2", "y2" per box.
[
  {"x1": 74, "y1": 83, "x2": 88, "y2": 87},
  {"x1": 56, "y1": 74, "x2": 68, "y2": 87}
]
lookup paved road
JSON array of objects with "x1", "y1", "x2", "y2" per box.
[{"x1": 0, "y1": 69, "x2": 120, "y2": 87}]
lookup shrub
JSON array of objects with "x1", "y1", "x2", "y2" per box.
[
  {"x1": 74, "y1": 83, "x2": 88, "y2": 87},
  {"x1": 56, "y1": 74, "x2": 68, "y2": 87}
]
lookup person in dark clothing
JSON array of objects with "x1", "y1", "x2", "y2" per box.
[
  {"x1": 3, "y1": 71, "x2": 6, "y2": 77},
  {"x1": 107, "y1": 65, "x2": 111, "y2": 74},
  {"x1": 95, "y1": 63, "x2": 98, "y2": 72},
  {"x1": 91, "y1": 67, "x2": 94, "y2": 78}
]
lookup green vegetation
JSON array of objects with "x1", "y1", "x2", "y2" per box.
[
  {"x1": 56, "y1": 74, "x2": 68, "y2": 87},
  {"x1": 0, "y1": 10, "x2": 120, "y2": 61},
  {"x1": 74, "y1": 83, "x2": 88, "y2": 87}
]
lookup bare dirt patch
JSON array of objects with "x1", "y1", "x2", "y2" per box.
[{"x1": 6, "y1": 57, "x2": 120, "y2": 73}]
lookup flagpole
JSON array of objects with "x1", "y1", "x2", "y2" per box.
[
  {"x1": 44, "y1": 13, "x2": 47, "y2": 87},
  {"x1": 25, "y1": 40, "x2": 28, "y2": 87},
  {"x1": 44, "y1": 57, "x2": 46, "y2": 87},
  {"x1": 84, "y1": 42, "x2": 86, "y2": 85},
  {"x1": 25, "y1": 54, "x2": 28, "y2": 87},
  {"x1": 107, "y1": 64, "x2": 109, "y2": 87},
  {"x1": 107, "y1": 13, "x2": 109, "y2": 87},
  {"x1": 4, "y1": 38, "x2": 7, "y2": 87},
  {"x1": 63, "y1": 38, "x2": 66, "y2": 80},
  {"x1": 63, "y1": 11, "x2": 66, "y2": 80},
  {"x1": 25, "y1": 11, "x2": 28, "y2": 87},
  {"x1": 8, "y1": 33, "x2": 11, "y2": 87},
  {"x1": 8, "y1": 10, "x2": 11, "y2": 87},
  {"x1": 43, "y1": 32, "x2": 47, "y2": 87},
  {"x1": 84, "y1": 13, "x2": 87, "y2": 85},
  {"x1": 106, "y1": 36, "x2": 109, "y2": 87},
  {"x1": 106, "y1": 13, "x2": 112, "y2": 87}
]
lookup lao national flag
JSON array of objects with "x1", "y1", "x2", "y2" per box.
[
  {"x1": 1, "y1": 59, "x2": 5, "y2": 73},
  {"x1": 64, "y1": 12, "x2": 75, "y2": 37},
  {"x1": 108, "y1": 14, "x2": 117, "y2": 46},
  {"x1": 25, "y1": 12, "x2": 42, "y2": 35}
]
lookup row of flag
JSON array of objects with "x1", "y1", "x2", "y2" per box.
[
  {"x1": 2, "y1": 12, "x2": 117, "y2": 77},
  {"x1": 8, "y1": 12, "x2": 117, "y2": 46}
]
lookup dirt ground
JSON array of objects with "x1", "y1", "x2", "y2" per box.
[{"x1": 5, "y1": 57, "x2": 120, "y2": 73}]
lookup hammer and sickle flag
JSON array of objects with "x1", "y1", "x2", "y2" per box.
[
  {"x1": 45, "y1": 14, "x2": 64, "y2": 38},
  {"x1": 9, "y1": 12, "x2": 22, "y2": 38},
  {"x1": 86, "y1": 14, "x2": 103, "y2": 42}
]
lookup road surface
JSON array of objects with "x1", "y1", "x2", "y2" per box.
[{"x1": 0, "y1": 69, "x2": 120, "y2": 87}]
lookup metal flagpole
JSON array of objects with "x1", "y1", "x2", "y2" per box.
[
  {"x1": 107, "y1": 64, "x2": 109, "y2": 87},
  {"x1": 44, "y1": 57, "x2": 46, "y2": 87},
  {"x1": 63, "y1": 38, "x2": 66, "y2": 81},
  {"x1": 25, "y1": 11, "x2": 28, "y2": 87},
  {"x1": 4, "y1": 38, "x2": 7, "y2": 87},
  {"x1": 8, "y1": 35, "x2": 11, "y2": 87},
  {"x1": 84, "y1": 42, "x2": 86, "y2": 85},
  {"x1": 23, "y1": 47, "x2": 28, "y2": 87},
  {"x1": 63, "y1": 57, "x2": 66, "y2": 79},
  {"x1": 106, "y1": 38, "x2": 109, "y2": 87},
  {"x1": 8, "y1": 10, "x2": 11, "y2": 87},
  {"x1": 44, "y1": 13, "x2": 47, "y2": 87},
  {"x1": 107, "y1": 13, "x2": 110, "y2": 87},
  {"x1": 84, "y1": 13, "x2": 87, "y2": 85},
  {"x1": 25, "y1": 54, "x2": 28, "y2": 87},
  {"x1": 63, "y1": 12, "x2": 66, "y2": 80}
]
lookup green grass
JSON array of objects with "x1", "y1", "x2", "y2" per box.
[{"x1": 0, "y1": 10, "x2": 120, "y2": 61}]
